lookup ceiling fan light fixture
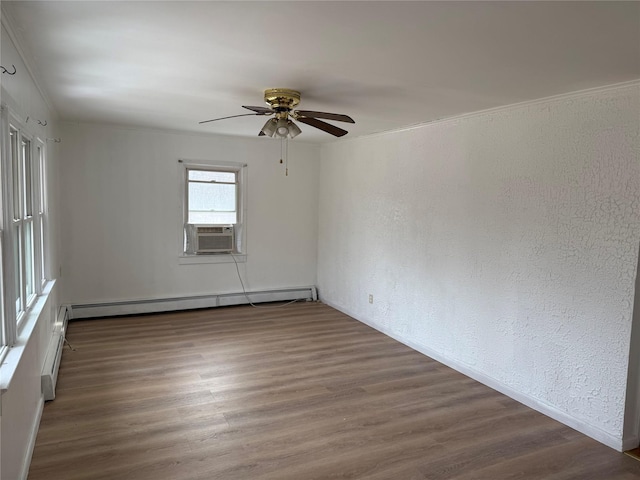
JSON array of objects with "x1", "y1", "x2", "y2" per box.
[
  {"x1": 261, "y1": 118, "x2": 277, "y2": 137},
  {"x1": 288, "y1": 120, "x2": 302, "y2": 139},
  {"x1": 275, "y1": 118, "x2": 290, "y2": 137}
]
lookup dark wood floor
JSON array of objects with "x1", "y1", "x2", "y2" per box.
[{"x1": 28, "y1": 302, "x2": 640, "y2": 479}]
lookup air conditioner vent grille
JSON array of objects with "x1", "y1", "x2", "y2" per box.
[
  {"x1": 198, "y1": 226, "x2": 225, "y2": 234},
  {"x1": 199, "y1": 234, "x2": 233, "y2": 251}
]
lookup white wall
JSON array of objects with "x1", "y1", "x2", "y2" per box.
[
  {"x1": 1, "y1": 20, "x2": 61, "y2": 480},
  {"x1": 317, "y1": 84, "x2": 640, "y2": 450},
  {"x1": 59, "y1": 123, "x2": 320, "y2": 305}
]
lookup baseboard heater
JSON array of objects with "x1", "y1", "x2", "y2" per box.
[
  {"x1": 41, "y1": 306, "x2": 69, "y2": 401},
  {"x1": 68, "y1": 286, "x2": 318, "y2": 320}
]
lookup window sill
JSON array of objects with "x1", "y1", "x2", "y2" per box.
[
  {"x1": 0, "y1": 279, "x2": 56, "y2": 394},
  {"x1": 178, "y1": 253, "x2": 246, "y2": 265}
]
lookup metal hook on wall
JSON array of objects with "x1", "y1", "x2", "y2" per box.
[
  {"x1": 1, "y1": 64, "x2": 16, "y2": 75},
  {"x1": 37, "y1": 119, "x2": 48, "y2": 126}
]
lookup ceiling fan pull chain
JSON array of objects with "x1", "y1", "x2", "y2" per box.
[
  {"x1": 285, "y1": 138, "x2": 289, "y2": 177},
  {"x1": 280, "y1": 137, "x2": 284, "y2": 164}
]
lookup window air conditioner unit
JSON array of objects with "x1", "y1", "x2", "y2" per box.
[{"x1": 186, "y1": 224, "x2": 235, "y2": 254}]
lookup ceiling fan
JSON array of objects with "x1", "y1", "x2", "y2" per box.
[{"x1": 199, "y1": 88, "x2": 355, "y2": 138}]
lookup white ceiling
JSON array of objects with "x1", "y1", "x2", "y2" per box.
[{"x1": 3, "y1": 1, "x2": 639, "y2": 143}]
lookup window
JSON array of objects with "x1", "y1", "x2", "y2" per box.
[
  {"x1": 180, "y1": 160, "x2": 246, "y2": 257},
  {"x1": 0, "y1": 108, "x2": 48, "y2": 351},
  {"x1": 187, "y1": 169, "x2": 238, "y2": 224}
]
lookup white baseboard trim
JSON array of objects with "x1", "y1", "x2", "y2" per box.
[
  {"x1": 19, "y1": 395, "x2": 44, "y2": 480},
  {"x1": 322, "y1": 299, "x2": 625, "y2": 452},
  {"x1": 68, "y1": 286, "x2": 318, "y2": 319}
]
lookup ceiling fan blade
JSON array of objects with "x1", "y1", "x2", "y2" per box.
[
  {"x1": 297, "y1": 117, "x2": 349, "y2": 137},
  {"x1": 243, "y1": 105, "x2": 275, "y2": 114},
  {"x1": 199, "y1": 113, "x2": 265, "y2": 124},
  {"x1": 295, "y1": 110, "x2": 355, "y2": 124},
  {"x1": 258, "y1": 131, "x2": 265, "y2": 136}
]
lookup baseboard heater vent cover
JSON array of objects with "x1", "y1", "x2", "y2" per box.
[
  {"x1": 68, "y1": 286, "x2": 318, "y2": 320},
  {"x1": 41, "y1": 306, "x2": 69, "y2": 401}
]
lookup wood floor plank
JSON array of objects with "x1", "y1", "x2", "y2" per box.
[{"x1": 27, "y1": 302, "x2": 640, "y2": 479}]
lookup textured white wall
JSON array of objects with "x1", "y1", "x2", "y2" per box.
[
  {"x1": 317, "y1": 84, "x2": 640, "y2": 449},
  {"x1": 59, "y1": 123, "x2": 320, "y2": 305}
]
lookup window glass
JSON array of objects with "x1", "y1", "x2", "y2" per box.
[
  {"x1": 188, "y1": 170, "x2": 235, "y2": 183},
  {"x1": 187, "y1": 168, "x2": 238, "y2": 224},
  {"x1": 38, "y1": 144, "x2": 46, "y2": 283},
  {"x1": 40, "y1": 216, "x2": 46, "y2": 282},
  {"x1": 13, "y1": 225, "x2": 23, "y2": 316},
  {"x1": 37, "y1": 145, "x2": 43, "y2": 205},
  {"x1": 10, "y1": 129, "x2": 20, "y2": 220},
  {"x1": 23, "y1": 138, "x2": 32, "y2": 217},
  {"x1": 188, "y1": 182, "x2": 237, "y2": 224},
  {"x1": 24, "y1": 220, "x2": 35, "y2": 300}
]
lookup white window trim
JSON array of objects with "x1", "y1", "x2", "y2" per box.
[
  {"x1": 0, "y1": 228, "x2": 5, "y2": 359},
  {"x1": 0, "y1": 107, "x2": 9, "y2": 353},
  {"x1": 2, "y1": 109, "x2": 20, "y2": 344},
  {"x1": 177, "y1": 159, "x2": 247, "y2": 265}
]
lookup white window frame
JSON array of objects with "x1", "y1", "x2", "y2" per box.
[
  {"x1": 35, "y1": 138, "x2": 47, "y2": 287},
  {"x1": 0, "y1": 109, "x2": 5, "y2": 351},
  {"x1": 10, "y1": 125, "x2": 40, "y2": 329},
  {"x1": 178, "y1": 159, "x2": 247, "y2": 264},
  {"x1": 0, "y1": 106, "x2": 47, "y2": 353}
]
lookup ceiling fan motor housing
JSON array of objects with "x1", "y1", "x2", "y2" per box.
[{"x1": 264, "y1": 88, "x2": 300, "y2": 112}]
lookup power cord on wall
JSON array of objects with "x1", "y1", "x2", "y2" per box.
[{"x1": 230, "y1": 253, "x2": 300, "y2": 309}]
